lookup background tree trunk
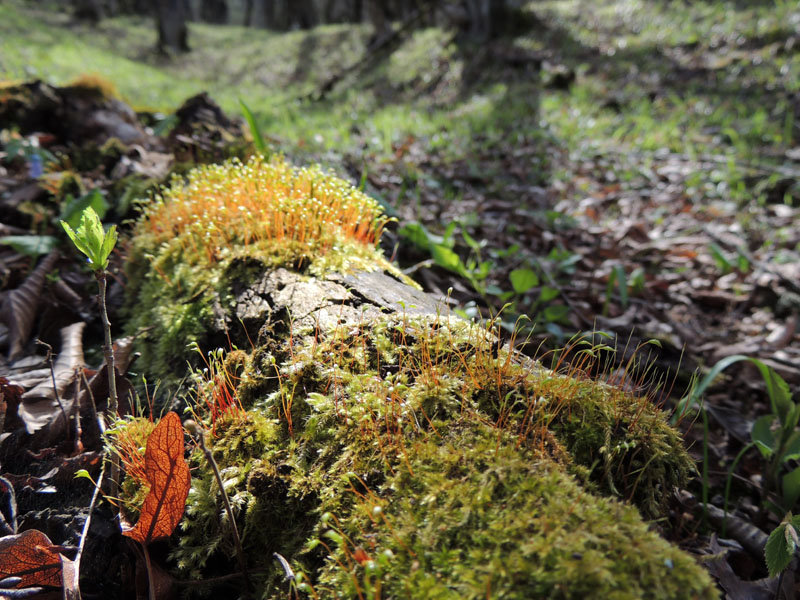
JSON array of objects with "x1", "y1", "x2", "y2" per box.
[
  {"x1": 200, "y1": 0, "x2": 228, "y2": 23},
  {"x1": 244, "y1": 0, "x2": 255, "y2": 26},
  {"x1": 71, "y1": 0, "x2": 104, "y2": 22},
  {"x1": 153, "y1": 0, "x2": 190, "y2": 54}
]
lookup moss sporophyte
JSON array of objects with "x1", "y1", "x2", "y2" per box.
[{"x1": 121, "y1": 156, "x2": 719, "y2": 598}]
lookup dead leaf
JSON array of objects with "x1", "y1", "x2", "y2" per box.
[
  {"x1": 20, "y1": 323, "x2": 85, "y2": 434},
  {"x1": 0, "y1": 529, "x2": 63, "y2": 589},
  {"x1": 0, "y1": 377, "x2": 24, "y2": 434},
  {"x1": 122, "y1": 412, "x2": 190, "y2": 545},
  {"x1": 0, "y1": 476, "x2": 17, "y2": 536},
  {"x1": 2, "y1": 252, "x2": 59, "y2": 360}
]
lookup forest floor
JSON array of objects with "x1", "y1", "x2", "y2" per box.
[{"x1": 1, "y1": 0, "x2": 800, "y2": 597}]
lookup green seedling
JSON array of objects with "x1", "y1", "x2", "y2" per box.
[
  {"x1": 674, "y1": 355, "x2": 800, "y2": 520},
  {"x1": 61, "y1": 206, "x2": 119, "y2": 417},
  {"x1": 765, "y1": 513, "x2": 800, "y2": 579},
  {"x1": 240, "y1": 98, "x2": 269, "y2": 158}
]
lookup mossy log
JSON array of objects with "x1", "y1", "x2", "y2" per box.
[{"x1": 124, "y1": 156, "x2": 718, "y2": 599}]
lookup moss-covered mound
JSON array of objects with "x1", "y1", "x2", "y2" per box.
[
  {"x1": 122, "y1": 157, "x2": 717, "y2": 598},
  {"x1": 125, "y1": 155, "x2": 399, "y2": 380},
  {"x1": 163, "y1": 316, "x2": 715, "y2": 599}
]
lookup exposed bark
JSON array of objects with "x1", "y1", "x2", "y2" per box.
[
  {"x1": 215, "y1": 267, "x2": 442, "y2": 346},
  {"x1": 153, "y1": 0, "x2": 190, "y2": 54}
]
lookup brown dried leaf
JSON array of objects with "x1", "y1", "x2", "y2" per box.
[
  {"x1": 20, "y1": 323, "x2": 85, "y2": 434},
  {"x1": 122, "y1": 412, "x2": 190, "y2": 545},
  {"x1": 2, "y1": 251, "x2": 59, "y2": 360},
  {"x1": 0, "y1": 529, "x2": 63, "y2": 589}
]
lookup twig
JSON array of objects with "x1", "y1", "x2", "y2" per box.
[
  {"x1": 273, "y1": 552, "x2": 295, "y2": 582},
  {"x1": 35, "y1": 340, "x2": 69, "y2": 436},
  {"x1": 72, "y1": 374, "x2": 83, "y2": 454},
  {"x1": 185, "y1": 421, "x2": 251, "y2": 594},
  {"x1": 80, "y1": 368, "x2": 101, "y2": 439},
  {"x1": 141, "y1": 543, "x2": 156, "y2": 600},
  {"x1": 70, "y1": 462, "x2": 107, "y2": 600}
]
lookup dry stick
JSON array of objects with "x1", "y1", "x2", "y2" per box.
[
  {"x1": 192, "y1": 426, "x2": 251, "y2": 593},
  {"x1": 71, "y1": 374, "x2": 84, "y2": 453},
  {"x1": 273, "y1": 552, "x2": 295, "y2": 583},
  {"x1": 96, "y1": 272, "x2": 118, "y2": 414},
  {"x1": 35, "y1": 340, "x2": 69, "y2": 435},
  {"x1": 141, "y1": 543, "x2": 156, "y2": 600},
  {"x1": 309, "y1": 0, "x2": 436, "y2": 101},
  {"x1": 80, "y1": 369, "x2": 100, "y2": 441},
  {"x1": 96, "y1": 272, "x2": 121, "y2": 499},
  {"x1": 71, "y1": 462, "x2": 107, "y2": 600}
]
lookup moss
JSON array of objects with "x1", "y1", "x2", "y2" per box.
[
  {"x1": 64, "y1": 73, "x2": 121, "y2": 101},
  {"x1": 313, "y1": 426, "x2": 714, "y2": 600},
  {"x1": 159, "y1": 316, "x2": 717, "y2": 599},
  {"x1": 123, "y1": 157, "x2": 716, "y2": 598},
  {"x1": 40, "y1": 170, "x2": 85, "y2": 202},
  {"x1": 124, "y1": 155, "x2": 408, "y2": 384}
]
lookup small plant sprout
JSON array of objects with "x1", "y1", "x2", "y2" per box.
[
  {"x1": 765, "y1": 512, "x2": 800, "y2": 578},
  {"x1": 61, "y1": 206, "x2": 119, "y2": 418}
]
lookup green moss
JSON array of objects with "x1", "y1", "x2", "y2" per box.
[
  {"x1": 161, "y1": 316, "x2": 717, "y2": 599},
  {"x1": 122, "y1": 156, "x2": 714, "y2": 599},
  {"x1": 313, "y1": 426, "x2": 714, "y2": 600},
  {"x1": 124, "y1": 156, "x2": 409, "y2": 384}
]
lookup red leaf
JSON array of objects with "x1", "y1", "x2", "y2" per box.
[
  {"x1": 122, "y1": 412, "x2": 190, "y2": 545},
  {"x1": 0, "y1": 529, "x2": 63, "y2": 588}
]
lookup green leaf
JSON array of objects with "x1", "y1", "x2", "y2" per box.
[
  {"x1": 673, "y1": 355, "x2": 750, "y2": 421},
  {"x1": 398, "y1": 222, "x2": 432, "y2": 252},
  {"x1": 783, "y1": 467, "x2": 800, "y2": 511},
  {"x1": 709, "y1": 242, "x2": 732, "y2": 274},
  {"x1": 539, "y1": 286, "x2": 560, "y2": 303},
  {"x1": 542, "y1": 304, "x2": 569, "y2": 322},
  {"x1": 765, "y1": 523, "x2": 796, "y2": 577},
  {"x1": 763, "y1": 369, "x2": 793, "y2": 425},
  {"x1": 60, "y1": 206, "x2": 117, "y2": 271},
  {"x1": 59, "y1": 189, "x2": 108, "y2": 229},
  {"x1": 613, "y1": 264, "x2": 628, "y2": 307},
  {"x1": 74, "y1": 469, "x2": 93, "y2": 481},
  {"x1": 461, "y1": 229, "x2": 481, "y2": 251},
  {"x1": 509, "y1": 268, "x2": 539, "y2": 294},
  {"x1": 99, "y1": 224, "x2": 118, "y2": 265},
  {"x1": 751, "y1": 414, "x2": 777, "y2": 458},
  {"x1": 0, "y1": 235, "x2": 59, "y2": 257},
  {"x1": 240, "y1": 98, "x2": 267, "y2": 156},
  {"x1": 61, "y1": 221, "x2": 92, "y2": 258},
  {"x1": 431, "y1": 244, "x2": 464, "y2": 275},
  {"x1": 781, "y1": 431, "x2": 800, "y2": 462},
  {"x1": 485, "y1": 284, "x2": 504, "y2": 296}
]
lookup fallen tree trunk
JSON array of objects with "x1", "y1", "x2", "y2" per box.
[{"x1": 122, "y1": 155, "x2": 718, "y2": 599}]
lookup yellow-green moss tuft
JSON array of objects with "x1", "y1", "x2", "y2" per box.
[{"x1": 165, "y1": 317, "x2": 717, "y2": 599}]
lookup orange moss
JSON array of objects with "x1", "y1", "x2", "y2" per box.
[
  {"x1": 136, "y1": 155, "x2": 390, "y2": 267},
  {"x1": 66, "y1": 73, "x2": 121, "y2": 100}
]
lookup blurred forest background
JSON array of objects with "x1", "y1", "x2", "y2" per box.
[{"x1": 1, "y1": 0, "x2": 800, "y2": 594}]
